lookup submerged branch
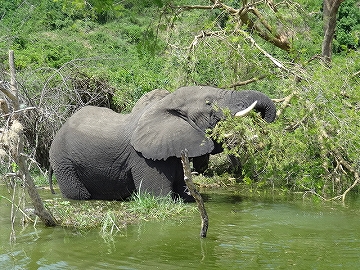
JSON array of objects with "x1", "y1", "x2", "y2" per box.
[
  {"x1": 318, "y1": 124, "x2": 360, "y2": 202},
  {"x1": 328, "y1": 149, "x2": 360, "y2": 202}
]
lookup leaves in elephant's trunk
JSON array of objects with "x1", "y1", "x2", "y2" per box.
[{"x1": 208, "y1": 108, "x2": 269, "y2": 160}]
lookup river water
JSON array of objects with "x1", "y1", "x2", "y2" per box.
[{"x1": 1, "y1": 187, "x2": 360, "y2": 269}]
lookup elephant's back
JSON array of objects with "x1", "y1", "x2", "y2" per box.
[
  {"x1": 68, "y1": 106, "x2": 124, "y2": 134},
  {"x1": 49, "y1": 106, "x2": 130, "y2": 160}
]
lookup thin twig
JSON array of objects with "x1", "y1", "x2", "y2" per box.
[{"x1": 1, "y1": 107, "x2": 37, "y2": 118}]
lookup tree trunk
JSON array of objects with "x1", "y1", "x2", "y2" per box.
[{"x1": 322, "y1": 0, "x2": 344, "y2": 62}]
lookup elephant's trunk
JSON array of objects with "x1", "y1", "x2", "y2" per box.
[
  {"x1": 227, "y1": 90, "x2": 277, "y2": 123},
  {"x1": 254, "y1": 98, "x2": 277, "y2": 123}
]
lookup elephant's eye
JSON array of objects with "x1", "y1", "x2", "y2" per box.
[{"x1": 205, "y1": 100, "x2": 211, "y2": 105}]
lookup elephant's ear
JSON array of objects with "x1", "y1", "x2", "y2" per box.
[{"x1": 131, "y1": 108, "x2": 214, "y2": 160}]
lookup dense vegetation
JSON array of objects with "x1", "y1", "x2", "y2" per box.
[{"x1": 1, "y1": 0, "x2": 359, "y2": 202}]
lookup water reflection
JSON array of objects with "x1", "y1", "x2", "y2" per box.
[{"x1": 1, "y1": 187, "x2": 360, "y2": 269}]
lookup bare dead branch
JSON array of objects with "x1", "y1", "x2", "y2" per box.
[
  {"x1": 171, "y1": 3, "x2": 221, "y2": 11},
  {"x1": 213, "y1": 0, "x2": 291, "y2": 51},
  {"x1": 189, "y1": 30, "x2": 225, "y2": 51},
  {"x1": 229, "y1": 75, "x2": 267, "y2": 88},
  {"x1": 0, "y1": 82, "x2": 18, "y2": 107},
  {"x1": 274, "y1": 92, "x2": 297, "y2": 117},
  {"x1": 236, "y1": 29, "x2": 290, "y2": 71},
  {"x1": 1, "y1": 107, "x2": 37, "y2": 118},
  {"x1": 187, "y1": 28, "x2": 294, "y2": 78},
  {"x1": 352, "y1": 70, "x2": 360, "y2": 77},
  {"x1": 9, "y1": 51, "x2": 19, "y2": 109}
]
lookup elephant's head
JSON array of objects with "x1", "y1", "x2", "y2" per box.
[{"x1": 131, "y1": 86, "x2": 276, "y2": 160}]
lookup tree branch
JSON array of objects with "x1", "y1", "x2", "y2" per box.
[
  {"x1": 213, "y1": 0, "x2": 290, "y2": 51},
  {"x1": 171, "y1": 3, "x2": 221, "y2": 11},
  {"x1": 352, "y1": 70, "x2": 360, "y2": 77},
  {"x1": 236, "y1": 29, "x2": 290, "y2": 71},
  {"x1": 188, "y1": 30, "x2": 225, "y2": 51},
  {"x1": 172, "y1": 0, "x2": 291, "y2": 52},
  {"x1": 0, "y1": 81, "x2": 18, "y2": 107},
  {"x1": 317, "y1": 123, "x2": 360, "y2": 202}
]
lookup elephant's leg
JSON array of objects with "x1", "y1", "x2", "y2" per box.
[
  {"x1": 131, "y1": 158, "x2": 173, "y2": 197},
  {"x1": 192, "y1": 154, "x2": 210, "y2": 174},
  {"x1": 161, "y1": 158, "x2": 194, "y2": 202},
  {"x1": 52, "y1": 161, "x2": 91, "y2": 200},
  {"x1": 228, "y1": 154, "x2": 242, "y2": 176},
  {"x1": 131, "y1": 155, "x2": 193, "y2": 202}
]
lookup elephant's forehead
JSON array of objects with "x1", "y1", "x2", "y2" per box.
[
  {"x1": 176, "y1": 86, "x2": 220, "y2": 97},
  {"x1": 169, "y1": 86, "x2": 222, "y2": 108}
]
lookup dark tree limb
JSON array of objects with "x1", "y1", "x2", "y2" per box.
[
  {"x1": 321, "y1": 0, "x2": 344, "y2": 62},
  {"x1": 181, "y1": 149, "x2": 209, "y2": 238},
  {"x1": 174, "y1": 0, "x2": 291, "y2": 52}
]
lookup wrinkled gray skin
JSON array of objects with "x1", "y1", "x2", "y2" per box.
[{"x1": 49, "y1": 86, "x2": 276, "y2": 201}]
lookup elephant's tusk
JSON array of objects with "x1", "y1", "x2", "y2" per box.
[{"x1": 235, "y1": 101, "x2": 258, "y2": 117}]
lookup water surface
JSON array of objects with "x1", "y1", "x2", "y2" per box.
[{"x1": 1, "y1": 187, "x2": 360, "y2": 269}]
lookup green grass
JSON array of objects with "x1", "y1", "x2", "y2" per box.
[{"x1": 44, "y1": 192, "x2": 196, "y2": 235}]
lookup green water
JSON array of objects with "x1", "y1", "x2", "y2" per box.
[{"x1": 1, "y1": 188, "x2": 360, "y2": 269}]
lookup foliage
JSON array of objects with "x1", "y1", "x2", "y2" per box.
[
  {"x1": 334, "y1": 0, "x2": 360, "y2": 53},
  {"x1": 208, "y1": 52, "x2": 360, "y2": 198},
  {"x1": 1, "y1": 0, "x2": 360, "y2": 201},
  {"x1": 55, "y1": 0, "x2": 125, "y2": 23}
]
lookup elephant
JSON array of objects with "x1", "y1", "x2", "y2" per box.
[
  {"x1": 131, "y1": 89, "x2": 213, "y2": 174},
  {"x1": 49, "y1": 86, "x2": 276, "y2": 202}
]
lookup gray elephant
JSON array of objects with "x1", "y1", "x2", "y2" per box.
[{"x1": 49, "y1": 86, "x2": 276, "y2": 201}]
